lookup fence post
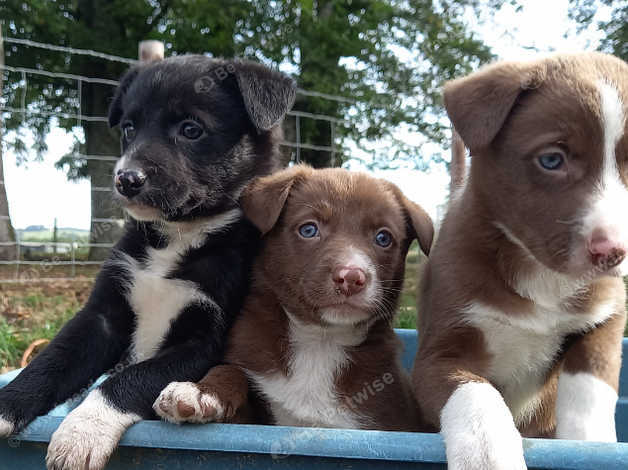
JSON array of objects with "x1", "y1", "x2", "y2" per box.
[
  {"x1": 0, "y1": 24, "x2": 19, "y2": 264},
  {"x1": 138, "y1": 41, "x2": 164, "y2": 63}
]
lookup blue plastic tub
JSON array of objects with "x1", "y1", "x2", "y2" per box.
[{"x1": 1, "y1": 329, "x2": 628, "y2": 469}]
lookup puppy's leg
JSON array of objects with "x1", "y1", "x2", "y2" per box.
[
  {"x1": 556, "y1": 310, "x2": 626, "y2": 442},
  {"x1": 154, "y1": 365, "x2": 249, "y2": 424},
  {"x1": 414, "y1": 328, "x2": 526, "y2": 470},
  {"x1": 0, "y1": 270, "x2": 133, "y2": 436},
  {"x1": 46, "y1": 335, "x2": 223, "y2": 470}
]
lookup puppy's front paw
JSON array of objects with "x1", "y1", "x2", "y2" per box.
[
  {"x1": 556, "y1": 372, "x2": 618, "y2": 442},
  {"x1": 154, "y1": 382, "x2": 226, "y2": 424},
  {"x1": 46, "y1": 390, "x2": 139, "y2": 470},
  {"x1": 0, "y1": 414, "x2": 15, "y2": 437},
  {"x1": 441, "y1": 382, "x2": 526, "y2": 470}
]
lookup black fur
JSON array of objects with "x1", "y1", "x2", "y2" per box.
[{"x1": 0, "y1": 56, "x2": 295, "y2": 432}]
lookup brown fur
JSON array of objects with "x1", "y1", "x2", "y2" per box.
[
  {"x1": 414, "y1": 52, "x2": 628, "y2": 438},
  {"x1": 165, "y1": 165, "x2": 433, "y2": 431}
]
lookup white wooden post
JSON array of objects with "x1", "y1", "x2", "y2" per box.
[{"x1": 138, "y1": 40, "x2": 165, "y2": 63}]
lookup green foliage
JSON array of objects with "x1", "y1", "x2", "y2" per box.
[
  {"x1": 2, "y1": 0, "x2": 506, "y2": 171},
  {"x1": 568, "y1": 0, "x2": 627, "y2": 61},
  {"x1": 0, "y1": 294, "x2": 76, "y2": 370}
]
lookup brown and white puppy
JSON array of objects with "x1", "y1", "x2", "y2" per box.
[
  {"x1": 153, "y1": 165, "x2": 433, "y2": 431},
  {"x1": 413, "y1": 52, "x2": 628, "y2": 469}
]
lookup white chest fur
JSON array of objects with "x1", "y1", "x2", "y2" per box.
[
  {"x1": 465, "y1": 297, "x2": 615, "y2": 425},
  {"x1": 122, "y1": 246, "x2": 208, "y2": 362},
  {"x1": 250, "y1": 316, "x2": 366, "y2": 429},
  {"x1": 111, "y1": 211, "x2": 239, "y2": 362}
]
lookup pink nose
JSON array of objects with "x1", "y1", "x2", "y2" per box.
[
  {"x1": 588, "y1": 228, "x2": 626, "y2": 270},
  {"x1": 332, "y1": 266, "x2": 366, "y2": 296}
]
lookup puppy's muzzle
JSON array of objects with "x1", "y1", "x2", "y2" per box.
[
  {"x1": 333, "y1": 266, "x2": 366, "y2": 297},
  {"x1": 115, "y1": 169, "x2": 146, "y2": 198},
  {"x1": 588, "y1": 228, "x2": 627, "y2": 271}
]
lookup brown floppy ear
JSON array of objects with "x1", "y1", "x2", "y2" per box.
[
  {"x1": 443, "y1": 60, "x2": 546, "y2": 152},
  {"x1": 240, "y1": 166, "x2": 310, "y2": 235},
  {"x1": 383, "y1": 182, "x2": 434, "y2": 256}
]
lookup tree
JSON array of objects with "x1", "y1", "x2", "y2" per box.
[
  {"x1": 0, "y1": 26, "x2": 17, "y2": 261},
  {"x1": 1, "y1": 0, "x2": 505, "y2": 258},
  {"x1": 569, "y1": 0, "x2": 627, "y2": 61}
]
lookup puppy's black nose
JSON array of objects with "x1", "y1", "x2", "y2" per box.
[{"x1": 115, "y1": 169, "x2": 146, "y2": 198}]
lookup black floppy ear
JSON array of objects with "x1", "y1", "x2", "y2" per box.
[
  {"x1": 443, "y1": 60, "x2": 546, "y2": 152},
  {"x1": 232, "y1": 60, "x2": 297, "y2": 132},
  {"x1": 239, "y1": 165, "x2": 311, "y2": 235},
  {"x1": 108, "y1": 67, "x2": 141, "y2": 128}
]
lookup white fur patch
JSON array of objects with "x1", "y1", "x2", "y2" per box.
[
  {"x1": 109, "y1": 211, "x2": 239, "y2": 362},
  {"x1": 0, "y1": 415, "x2": 14, "y2": 436},
  {"x1": 440, "y1": 382, "x2": 526, "y2": 470},
  {"x1": 320, "y1": 247, "x2": 378, "y2": 326},
  {"x1": 249, "y1": 314, "x2": 362, "y2": 428},
  {"x1": 46, "y1": 389, "x2": 140, "y2": 470},
  {"x1": 579, "y1": 82, "x2": 628, "y2": 276},
  {"x1": 153, "y1": 381, "x2": 225, "y2": 424},
  {"x1": 465, "y1": 301, "x2": 614, "y2": 425},
  {"x1": 555, "y1": 372, "x2": 618, "y2": 442},
  {"x1": 113, "y1": 155, "x2": 127, "y2": 175},
  {"x1": 495, "y1": 222, "x2": 585, "y2": 306}
]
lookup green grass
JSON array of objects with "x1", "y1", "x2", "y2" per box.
[
  {"x1": 0, "y1": 248, "x2": 625, "y2": 372},
  {"x1": 0, "y1": 288, "x2": 84, "y2": 372},
  {"x1": 394, "y1": 241, "x2": 423, "y2": 330}
]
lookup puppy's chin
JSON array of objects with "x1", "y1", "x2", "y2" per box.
[
  {"x1": 319, "y1": 305, "x2": 373, "y2": 326},
  {"x1": 565, "y1": 245, "x2": 628, "y2": 279},
  {"x1": 123, "y1": 203, "x2": 163, "y2": 222}
]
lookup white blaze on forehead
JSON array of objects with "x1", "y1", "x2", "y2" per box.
[
  {"x1": 579, "y1": 81, "x2": 628, "y2": 275},
  {"x1": 599, "y1": 81, "x2": 626, "y2": 156}
]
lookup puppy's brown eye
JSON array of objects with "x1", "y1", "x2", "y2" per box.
[
  {"x1": 180, "y1": 121, "x2": 204, "y2": 140},
  {"x1": 122, "y1": 123, "x2": 136, "y2": 141},
  {"x1": 375, "y1": 230, "x2": 393, "y2": 248},
  {"x1": 298, "y1": 222, "x2": 319, "y2": 239}
]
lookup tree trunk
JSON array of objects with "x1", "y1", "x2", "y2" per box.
[
  {"x1": 294, "y1": 0, "x2": 341, "y2": 168},
  {"x1": 0, "y1": 26, "x2": 18, "y2": 261},
  {"x1": 74, "y1": 0, "x2": 126, "y2": 261},
  {"x1": 83, "y1": 66, "x2": 125, "y2": 261}
]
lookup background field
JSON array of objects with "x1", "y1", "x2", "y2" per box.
[
  {"x1": 0, "y1": 243, "x2": 425, "y2": 372},
  {"x1": 2, "y1": 241, "x2": 627, "y2": 373}
]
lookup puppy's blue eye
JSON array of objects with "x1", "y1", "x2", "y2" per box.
[
  {"x1": 375, "y1": 230, "x2": 393, "y2": 248},
  {"x1": 538, "y1": 153, "x2": 564, "y2": 170},
  {"x1": 298, "y1": 223, "x2": 318, "y2": 238},
  {"x1": 122, "y1": 123, "x2": 136, "y2": 141},
  {"x1": 180, "y1": 121, "x2": 204, "y2": 140}
]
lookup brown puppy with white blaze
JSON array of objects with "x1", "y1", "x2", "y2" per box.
[
  {"x1": 153, "y1": 165, "x2": 433, "y2": 430},
  {"x1": 413, "y1": 52, "x2": 628, "y2": 469}
]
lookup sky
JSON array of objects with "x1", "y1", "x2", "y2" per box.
[{"x1": 1, "y1": 0, "x2": 610, "y2": 230}]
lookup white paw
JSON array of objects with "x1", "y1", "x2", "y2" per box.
[
  {"x1": 0, "y1": 415, "x2": 14, "y2": 437},
  {"x1": 46, "y1": 390, "x2": 140, "y2": 470},
  {"x1": 441, "y1": 382, "x2": 527, "y2": 470},
  {"x1": 153, "y1": 381, "x2": 225, "y2": 424},
  {"x1": 556, "y1": 372, "x2": 618, "y2": 442}
]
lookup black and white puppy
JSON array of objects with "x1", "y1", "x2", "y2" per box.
[{"x1": 0, "y1": 55, "x2": 295, "y2": 470}]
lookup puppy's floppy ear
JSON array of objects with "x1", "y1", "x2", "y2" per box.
[
  {"x1": 232, "y1": 60, "x2": 297, "y2": 132},
  {"x1": 443, "y1": 60, "x2": 546, "y2": 152},
  {"x1": 108, "y1": 67, "x2": 140, "y2": 128},
  {"x1": 383, "y1": 181, "x2": 434, "y2": 256},
  {"x1": 240, "y1": 165, "x2": 311, "y2": 235}
]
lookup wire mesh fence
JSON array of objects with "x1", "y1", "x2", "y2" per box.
[{"x1": 0, "y1": 38, "x2": 352, "y2": 282}]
